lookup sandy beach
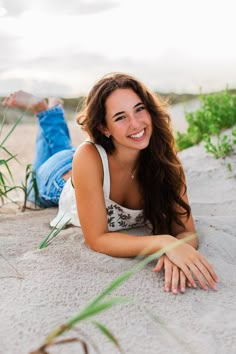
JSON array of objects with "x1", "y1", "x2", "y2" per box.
[{"x1": 0, "y1": 103, "x2": 236, "y2": 354}]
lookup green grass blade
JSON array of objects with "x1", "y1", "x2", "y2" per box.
[
  {"x1": 44, "y1": 219, "x2": 71, "y2": 247},
  {"x1": 38, "y1": 216, "x2": 71, "y2": 249},
  {"x1": 87, "y1": 234, "x2": 195, "y2": 309},
  {"x1": 45, "y1": 297, "x2": 132, "y2": 343},
  {"x1": 0, "y1": 145, "x2": 19, "y2": 162},
  {"x1": 38, "y1": 227, "x2": 58, "y2": 250},
  {"x1": 68, "y1": 297, "x2": 132, "y2": 326},
  {"x1": 87, "y1": 271, "x2": 134, "y2": 309},
  {"x1": 0, "y1": 106, "x2": 9, "y2": 136},
  {"x1": 44, "y1": 234, "x2": 195, "y2": 344},
  {"x1": 92, "y1": 321, "x2": 124, "y2": 353},
  {"x1": 0, "y1": 159, "x2": 15, "y2": 182},
  {"x1": 0, "y1": 153, "x2": 17, "y2": 165},
  {"x1": 0, "y1": 109, "x2": 26, "y2": 147}
]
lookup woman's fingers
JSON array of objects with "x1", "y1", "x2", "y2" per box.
[
  {"x1": 188, "y1": 263, "x2": 209, "y2": 290},
  {"x1": 171, "y1": 266, "x2": 179, "y2": 295},
  {"x1": 166, "y1": 243, "x2": 219, "y2": 290},
  {"x1": 152, "y1": 255, "x2": 164, "y2": 272},
  {"x1": 199, "y1": 256, "x2": 219, "y2": 283},
  {"x1": 180, "y1": 270, "x2": 186, "y2": 293},
  {"x1": 164, "y1": 258, "x2": 173, "y2": 292},
  {"x1": 194, "y1": 260, "x2": 217, "y2": 290},
  {"x1": 154, "y1": 251, "x2": 218, "y2": 294},
  {"x1": 179, "y1": 264, "x2": 198, "y2": 288}
]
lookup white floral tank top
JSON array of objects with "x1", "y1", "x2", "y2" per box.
[{"x1": 50, "y1": 143, "x2": 145, "y2": 231}]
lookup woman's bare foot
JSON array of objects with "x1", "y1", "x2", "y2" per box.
[
  {"x1": 2, "y1": 90, "x2": 48, "y2": 114},
  {"x1": 48, "y1": 97, "x2": 64, "y2": 108}
]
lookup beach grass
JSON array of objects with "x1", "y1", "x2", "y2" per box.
[
  {"x1": 1, "y1": 89, "x2": 235, "y2": 353},
  {"x1": 0, "y1": 107, "x2": 39, "y2": 208},
  {"x1": 30, "y1": 235, "x2": 195, "y2": 354},
  {"x1": 176, "y1": 88, "x2": 236, "y2": 152}
]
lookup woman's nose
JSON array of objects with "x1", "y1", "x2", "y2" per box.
[{"x1": 128, "y1": 114, "x2": 139, "y2": 128}]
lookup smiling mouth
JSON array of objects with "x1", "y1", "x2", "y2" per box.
[{"x1": 129, "y1": 129, "x2": 145, "y2": 139}]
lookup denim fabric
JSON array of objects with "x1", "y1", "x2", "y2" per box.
[{"x1": 27, "y1": 105, "x2": 76, "y2": 207}]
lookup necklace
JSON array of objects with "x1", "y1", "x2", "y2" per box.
[
  {"x1": 112, "y1": 154, "x2": 138, "y2": 180},
  {"x1": 131, "y1": 167, "x2": 137, "y2": 180}
]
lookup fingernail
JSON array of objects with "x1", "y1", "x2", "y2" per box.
[
  {"x1": 165, "y1": 287, "x2": 169, "y2": 292},
  {"x1": 181, "y1": 288, "x2": 185, "y2": 293}
]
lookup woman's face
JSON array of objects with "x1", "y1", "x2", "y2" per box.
[{"x1": 103, "y1": 88, "x2": 153, "y2": 152}]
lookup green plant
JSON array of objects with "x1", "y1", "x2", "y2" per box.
[
  {"x1": 38, "y1": 217, "x2": 71, "y2": 249},
  {"x1": 204, "y1": 132, "x2": 236, "y2": 159},
  {"x1": 0, "y1": 106, "x2": 39, "y2": 209},
  {"x1": 17, "y1": 163, "x2": 39, "y2": 211},
  {"x1": 0, "y1": 107, "x2": 24, "y2": 204},
  {"x1": 30, "y1": 235, "x2": 195, "y2": 354},
  {"x1": 176, "y1": 89, "x2": 236, "y2": 151}
]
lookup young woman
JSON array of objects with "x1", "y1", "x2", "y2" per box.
[{"x1": 2, "y1": 73, "x2": 218, "y2": 294}]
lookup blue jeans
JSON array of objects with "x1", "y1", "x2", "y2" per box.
[{"x1": 27, "y1": 105, "x2": 76, "y2": 207}]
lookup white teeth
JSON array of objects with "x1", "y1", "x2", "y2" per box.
[{"x1": 130, "y1": 129, "x2": 144, "y2": 138}]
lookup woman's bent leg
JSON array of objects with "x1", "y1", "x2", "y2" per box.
[
  {"x1": 2, "y1": 91, "x2": 75, "y2": 208},
  {"x1": 33, "y1": 105, "x2": 73, "y2": 170},
  {"x1": 29, "y1": 105, "x2": 75, "y2": 206},
  {"x1": 27, "y1": 148, "x2": 75, "y2": 207}
]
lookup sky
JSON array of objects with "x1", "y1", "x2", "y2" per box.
[{"x1": 0, "y1": 0, "x2": 236, "y2": 97}]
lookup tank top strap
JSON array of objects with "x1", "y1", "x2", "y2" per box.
[{"x1": 83, "y1": 141, "x2": 110, "y2": 198}]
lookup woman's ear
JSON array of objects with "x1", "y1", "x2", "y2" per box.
[{"x1": 98, "y1": 124, "x2": 111, "y2": 138}]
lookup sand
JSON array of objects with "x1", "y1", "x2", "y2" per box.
[{"x1": 0, "y1": 104, "x2": 236, "y2": 354}]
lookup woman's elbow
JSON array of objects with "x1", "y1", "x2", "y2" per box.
[{"x1": 84, "y1": 235, "x2": 108, "y2": 254}]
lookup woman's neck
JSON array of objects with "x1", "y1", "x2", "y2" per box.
[{"x1": 111, "y1": 149, "x2": 140, "y2": 170}]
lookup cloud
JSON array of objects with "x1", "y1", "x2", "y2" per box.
[
  {"x1": 0, "y1": 0, "x2": 28, "y2": 16},
  {"x1": 45, "y1": 0, "x2": 119, "y2": 15},
  {"x1": 1, "y1": 0, "x2": 118, "y2": 17},
  {"x1": 0, "y1": 32, "x2": 22, "y2": 71},
  {"x1": 1, "y1": 48, "x2": 236, "y2": 97},
  {"x1": 0, "y1": 77, "x2": 72, "y2": 97}
]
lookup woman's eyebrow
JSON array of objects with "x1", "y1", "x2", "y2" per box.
[
  {"x1": 112, "y1": 111, "x2": 125, "y2": 119},
  {"x1": 112, "y1": 102, "x2": 143, "y2": 119},
  {"x1": 134, "y1": 102, "x2": 143, "y2": 108}
]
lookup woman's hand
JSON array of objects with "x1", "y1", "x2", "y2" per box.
[
  {"x1": 153, "y1": 255, "x2": 191, "y2": 294},
  {"x1": 162, "y1": 237, "x2": 218, "y2": 291}
]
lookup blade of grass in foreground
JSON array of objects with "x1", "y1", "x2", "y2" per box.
[
  {"x1": 38, "y1": 216, "x2": 71, "y2": 249},
  {"x1": 66, "y1": 297, "x2": 132, "y2": 327},
  {"x1": 0, "y1": 157, "x2": 18, "y2": 183},
  {"x1": 44, "y1": 234, "x2": 195, "y2": 343},
  {"x1": 0, "y1": 108, "x2": 27, "y2": 147},
  {"x1": 0, "y1": 145, "x2": 19, "y2": 162},
  {"x1": 0, "y1": 105, "x2": 9, "y2": 136},
  {"x1": 87, "y1": 234, "x2": 195, "y2": 309},
  {"x1": 92, "y1": 321, "x2": 123, "y2": 354}
]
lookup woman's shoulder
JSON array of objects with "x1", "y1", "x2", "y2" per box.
[
  {"x1": 72, "y1": 141, "x2": 104, "y2": 184},
  {"x1": 73, "y1": 141, "x2": 101, "y2": 161}
]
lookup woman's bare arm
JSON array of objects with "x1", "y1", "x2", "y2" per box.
[
  {"x1": 72, "y1": 143, "x2": 169, "y2": 255},
  {"x1": 72, "y1": 144, "x2": 218, "y2": 289}
]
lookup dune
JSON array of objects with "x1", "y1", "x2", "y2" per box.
[{"x1": 0, "y1": 108, "x2": 236, "y2": 354}]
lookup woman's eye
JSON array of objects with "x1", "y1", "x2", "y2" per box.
[
  {"x1": 136, "y1": 106, "x2": 145, "y2": 113},
  {"x1": 115, "y1": 115, "x2": 126, "y2": 122}
]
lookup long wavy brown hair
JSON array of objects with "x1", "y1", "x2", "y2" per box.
[{"x1": 77, "y1": 73, "x2": 190, "y2": 234}]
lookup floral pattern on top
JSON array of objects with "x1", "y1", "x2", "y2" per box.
[{"x1": 106, "y1": 203, "x2": 144, "y2": 231}]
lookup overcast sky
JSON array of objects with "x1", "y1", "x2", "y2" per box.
[{"x1": 0, "y1": 0, "x2": 236, "y2": 97}]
